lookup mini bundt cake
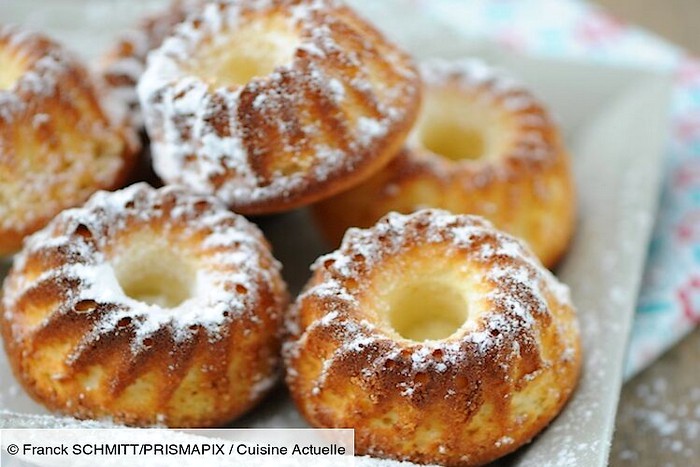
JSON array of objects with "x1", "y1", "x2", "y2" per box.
[
  {"x1": 101, "y1": 0, "x2": 202, "y2": 127},
  {"x1": 1, "y1": 183, "x2": 289, "y2": 427},
  {"x1": 285, "y1": 210, "x2": 581, "y2": 466},
  {"x1": 313, "y1": 59, "x2": 576, "y2": 268},
  {"x1": 138, "y1": 0, "x2": 421, "y2": 215},
  {"x1": 0, "y1": 25, "x2": 139, "y2": 256}
]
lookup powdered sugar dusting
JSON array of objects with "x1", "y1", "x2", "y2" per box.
[
  {"x1": 138, "y1": 0, "x2": 419, "y2": 212},
  {"x1": 0, "y1": 25, "x2": 139, "y2": 239},
  {"x1": 420, "y1": 58, "x2": 533, "y2": 111},
  {"x1": 0, "y1": 410, "x2": 119, "y2": 429},
  {"x1": 286, "y1": 209, "x2": 579, "y2": 397},
  {"x1": 356, "y1": 116, "x2": 388, "y2": 145},
  {"x1": 3, "y1": 183, "x2": 286, "y2": 354},
  {"x1": 613, "y1": 376, "x2": 700, "y2": 464},
  {"x1": 418, "y1": 58, "x2": 555, "y2": 163},
  {"x1": 100, "y1": 0, "x2": 202, "y2": 127},
  {"x1": 1, "y1": 24, "x2": 130, "y2": 127},
  {"x1": 0, "y1": 26, "x2": 65, "y2": 122}
]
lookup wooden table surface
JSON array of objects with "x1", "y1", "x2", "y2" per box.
[{"x1": 593, "y1": 1, "x2": 700, "y2": 465}]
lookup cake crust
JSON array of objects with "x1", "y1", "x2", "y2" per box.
[
  {"x1": 1, "y1": 183, "x2": 289, "y2": 427},
  {"x1": 138, "y1": 0, "x2": 421, "y2": 214},
  {"x1": 285, "y1": 210, "x2": 582, "y2": 466},
  {"x1": 0, "y1": 26, "x2": 139, "y2": 256}
]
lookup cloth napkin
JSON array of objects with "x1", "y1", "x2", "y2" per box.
[{"x1": 413, "y1": 0, "x2": 700, "y2": 379}]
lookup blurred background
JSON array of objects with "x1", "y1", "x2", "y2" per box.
[
  {"x1": 598, "y1": 0, "x2": 699, "y2": 53},
  {"x1": 593, "y1": 2, "x2": 700, "y2": 467}
]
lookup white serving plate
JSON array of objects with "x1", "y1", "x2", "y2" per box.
[{"x1": 0, "y1": 1, "x2": 672, "y2": 466}]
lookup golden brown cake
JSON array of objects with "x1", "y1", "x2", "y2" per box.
[
  {"x1": 101, "y1": 0, "x2": 202, "y2": 127},
  {"x1": 1, "y1": 183, "x2": 289, "y2": 427},
  {"x1": 0, "y1": 25, "x2": 140, "y2": 256},
  {"x1": 138, "y1": 0, "x2": 421, "y2": 215},
  {"x1": 313, "y1": 59, "x2": 576, "y2": 268},
  {"x1": 285, "y1": 210, "x2": 581, "y2": 466}
]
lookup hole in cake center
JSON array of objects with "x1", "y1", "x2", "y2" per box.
[
  {"x1": 419, "y1": 120, "x2": 485, "y2": 161},
  {"x1": 190, "y1": 15, "x2": 299, "y2": 88},
  {"x1": 387, "y1": 281, "x2": 469, "y2": 341},
  {"x1": 0, "y1": 50, "x2": 25, "y2": 91},
  {"x1": 113, "y1": 244, "x2": 196, "y2": 308}
]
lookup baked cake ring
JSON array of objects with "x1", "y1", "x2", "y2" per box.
[
  {"x1": 138, "y1": 0, "x2": 421, "y2": 214},
  {"x1": 285, "y1": 209, "x2": 581, "y2": 466},
  {"x1": 1, "y1": 183, "x2": 289, "y2": 427},
  {"x1": 0, "y1": 25, "x2": 139, "y2": 255}
]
